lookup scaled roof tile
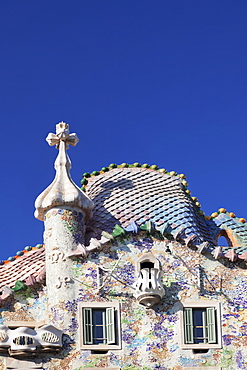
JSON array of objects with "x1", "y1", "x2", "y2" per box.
[
  {"x1": 85, "y1": 167, "x2": 212, "y2": 246},
  {"x1": 0, "y1": 248, "x2": 45, "y2": 290}
]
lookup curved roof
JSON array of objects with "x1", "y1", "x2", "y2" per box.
[
  {"x1": 85, "y1": 166, "x2": 214, "y2": 247},
  {"x1": 84, "y1": 164, "x2": 247, "y2": 261}
]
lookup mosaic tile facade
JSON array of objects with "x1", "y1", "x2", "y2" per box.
[{"x1": 0, "y1": 236, "x2": 247, "y2": 369}]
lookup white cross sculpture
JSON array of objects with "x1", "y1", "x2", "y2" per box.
[{"x1": 46, "y1": 121, "x2": 79, "y2": 149}]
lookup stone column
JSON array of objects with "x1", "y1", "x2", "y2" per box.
[{"x1": 44, "y1": 206, "x2": 84, "y2": 327}]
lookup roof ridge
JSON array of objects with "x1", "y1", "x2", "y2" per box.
[
  {"x1": 1, "y1": 244, "x2": 44, "y2": 265},
  {"x1": 205, "y1": 208, "x2": 246, "y2": 224}
]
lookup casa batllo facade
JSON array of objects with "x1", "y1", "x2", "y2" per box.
[{"x1": 0, "y1": 122, "x2": 246, "y2": 369}]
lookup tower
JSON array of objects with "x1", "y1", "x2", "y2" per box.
[{"x1": 35, "y1": 122, "x2": 94, "y2": 328}]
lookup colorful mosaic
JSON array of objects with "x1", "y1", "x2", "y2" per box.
[{"x1": 1, "y1": 237, "x2": 246, "y2": 368}]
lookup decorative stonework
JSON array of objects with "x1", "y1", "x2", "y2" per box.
[
  {"x1": 48, "y1": 248, "x2": 66, "y2": 264},
  {"x1": 5, "y1": 358, "x2": 44, "y2": 369},
  {"x1": 134, "y1": 253, "x2": 165, "y2": 307},
  {"x1": 0, "y1": 325, "x2": 62, "y2": 357},
  {"x1": 55, "y1": 276, "x2": 72, "y2": 289},
  {"x1": 34, "y1": 122, "x2": 94, "y2": 221},
  {"x1": 44, "y1": 208, "x2": 86, "y2": 256},
  {"x1": 46, "y1": 122, "x2": 79, "y2": 149},
  {"x1": 44, "y1": 207, "x2": 86, "y2": 313}
]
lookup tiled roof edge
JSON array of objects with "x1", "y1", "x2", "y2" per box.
[
  {"x1": 0, "y1": 244, "x2": 44, "y2": 265},
  {"x1": 206, "y1": 208, "x2": 246, "y2": 224}
]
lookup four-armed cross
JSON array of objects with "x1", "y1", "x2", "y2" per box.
[{"x1": 46, "y1": 121, "x2": 79, "y2": 149}]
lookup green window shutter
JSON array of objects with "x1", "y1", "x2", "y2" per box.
[
  {"x1": 184, "y1": 308, "x2": 194, "y2": 344},
  {"x1": 206, "y1": 307, "x2": 216, "y2": 343},
  {"x1": 83, "y1": 308, "x2": 93, "y2": 344},
  {"x1": 202, "y1": 309, "x2": 207, "y2": 344},
  {"x1": 106, "y1": 307, "x2": 115, "y2": 344}
]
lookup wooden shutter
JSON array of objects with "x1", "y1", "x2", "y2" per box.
[
  {"x1": 206, "y1": 307, "x2": 216, "y2": 343},
  {"x1": 202, "y1": 309, "x2": 207, "y2": 344},
  {"x1": 184, "y1": 308, "x2": 194, "y2": 344},
  {"x1": 106, "y1": 307, "x2": 115, "y2": 344},
  {"x1": 83, "y1": 308, "x2": 93, "y2": 344}
]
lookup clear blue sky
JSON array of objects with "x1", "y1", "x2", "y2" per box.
[{"x1": 1, "y1": 0, "x2": 247, "y2": 260}]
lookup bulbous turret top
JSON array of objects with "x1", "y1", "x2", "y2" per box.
[{"x1": 34, "y1": 122, "x2": 94, "y2": 221}]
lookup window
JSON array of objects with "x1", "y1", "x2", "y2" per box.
[
  {"x1": 181, "y1": 301, "x2": 221, "y2": 349},
  {"x1": 79, "y1": 302, "x2": 121, "y2": 350},
  {"x1": 136, "y1": 253, "x2": 160, "y2": 273}
]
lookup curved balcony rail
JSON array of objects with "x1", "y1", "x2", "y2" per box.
[
  {"x1": 0, "y1": 325, "x2": 63, "y2": 357},
  {"x1": 135, "y1": 268, "x2": 165, "y2": 307}
]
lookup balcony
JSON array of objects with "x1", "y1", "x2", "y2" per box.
[
  {"x1": 135, "y1": 267, "x2": 165, "y2": 308},
  {"x1": 0, "y1": 324, "x2": 63, "y2": 357}
]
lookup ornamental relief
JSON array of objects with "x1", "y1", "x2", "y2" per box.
[
  {"x1": 48, "y1": 250, "x2": 66, "y2": 264},
  {"x1": 55, "y1": 276, "x2": 72, "y2": 289}
]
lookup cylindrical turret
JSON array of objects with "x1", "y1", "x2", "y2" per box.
[{"x1": 34, "y1": 122, "x2": 94, "y2": 328}]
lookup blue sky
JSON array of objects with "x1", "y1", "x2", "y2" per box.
[{"x1": 1, "y1": 1, "x2": 247, "y2": 260}]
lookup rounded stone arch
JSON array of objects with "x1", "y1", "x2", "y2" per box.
[
  {"x1": 217, "y1": 229, "x2": 233, "y2": 247},
  {"x1": 136, "y1": 253, "x2": 160, "y2": 274}
]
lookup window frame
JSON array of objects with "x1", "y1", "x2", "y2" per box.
[
  {"x1": 180, "y1": 301, "x2": 222, "y2": 349},
  {"x1": 5, "y1": 358, "x2": 44, "y2": 369},
  {"x1": 183, "y1": 368, "x2": 221, "y2": 370},
  {"x1": 78, "y1": 301, "x2": 121, "y2": 350},
  {"x1": 83, "y1": 368, "x2": 120, "y2": 370},
  {"x1": 136, "y1": 253, "x2": 160, "y2": 273}
]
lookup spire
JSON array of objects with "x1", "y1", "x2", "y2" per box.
[{"x1": 34, "y1": 122, "x2": 94, "y2": 221}]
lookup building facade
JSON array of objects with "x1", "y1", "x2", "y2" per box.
[{"x1": 0, "y1": 123, "x2": 246, "y2": 369}]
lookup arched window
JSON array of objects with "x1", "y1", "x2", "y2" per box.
[{"x1": 136, "y1": 253, "x2": 159, "y2": 273}]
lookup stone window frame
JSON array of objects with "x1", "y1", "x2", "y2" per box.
[
  {"x1": 5, "y1": 358, "x2": 44, "y2": 369},
  {"x1": 180, "y1": 301, "x2": 222, "y2": 350},
  {"x1": 136, "y1": 253, "x2": 160, "y2": 273},
  {"x1": 78, "y1": 301, "x2": 121, "y2": 351},
  {"x1": 4, "y1": 321, "x2": 46, "y2": 329},
  {"x1": 183, "y1": 368, "x2": 221, "y2": 370}
]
